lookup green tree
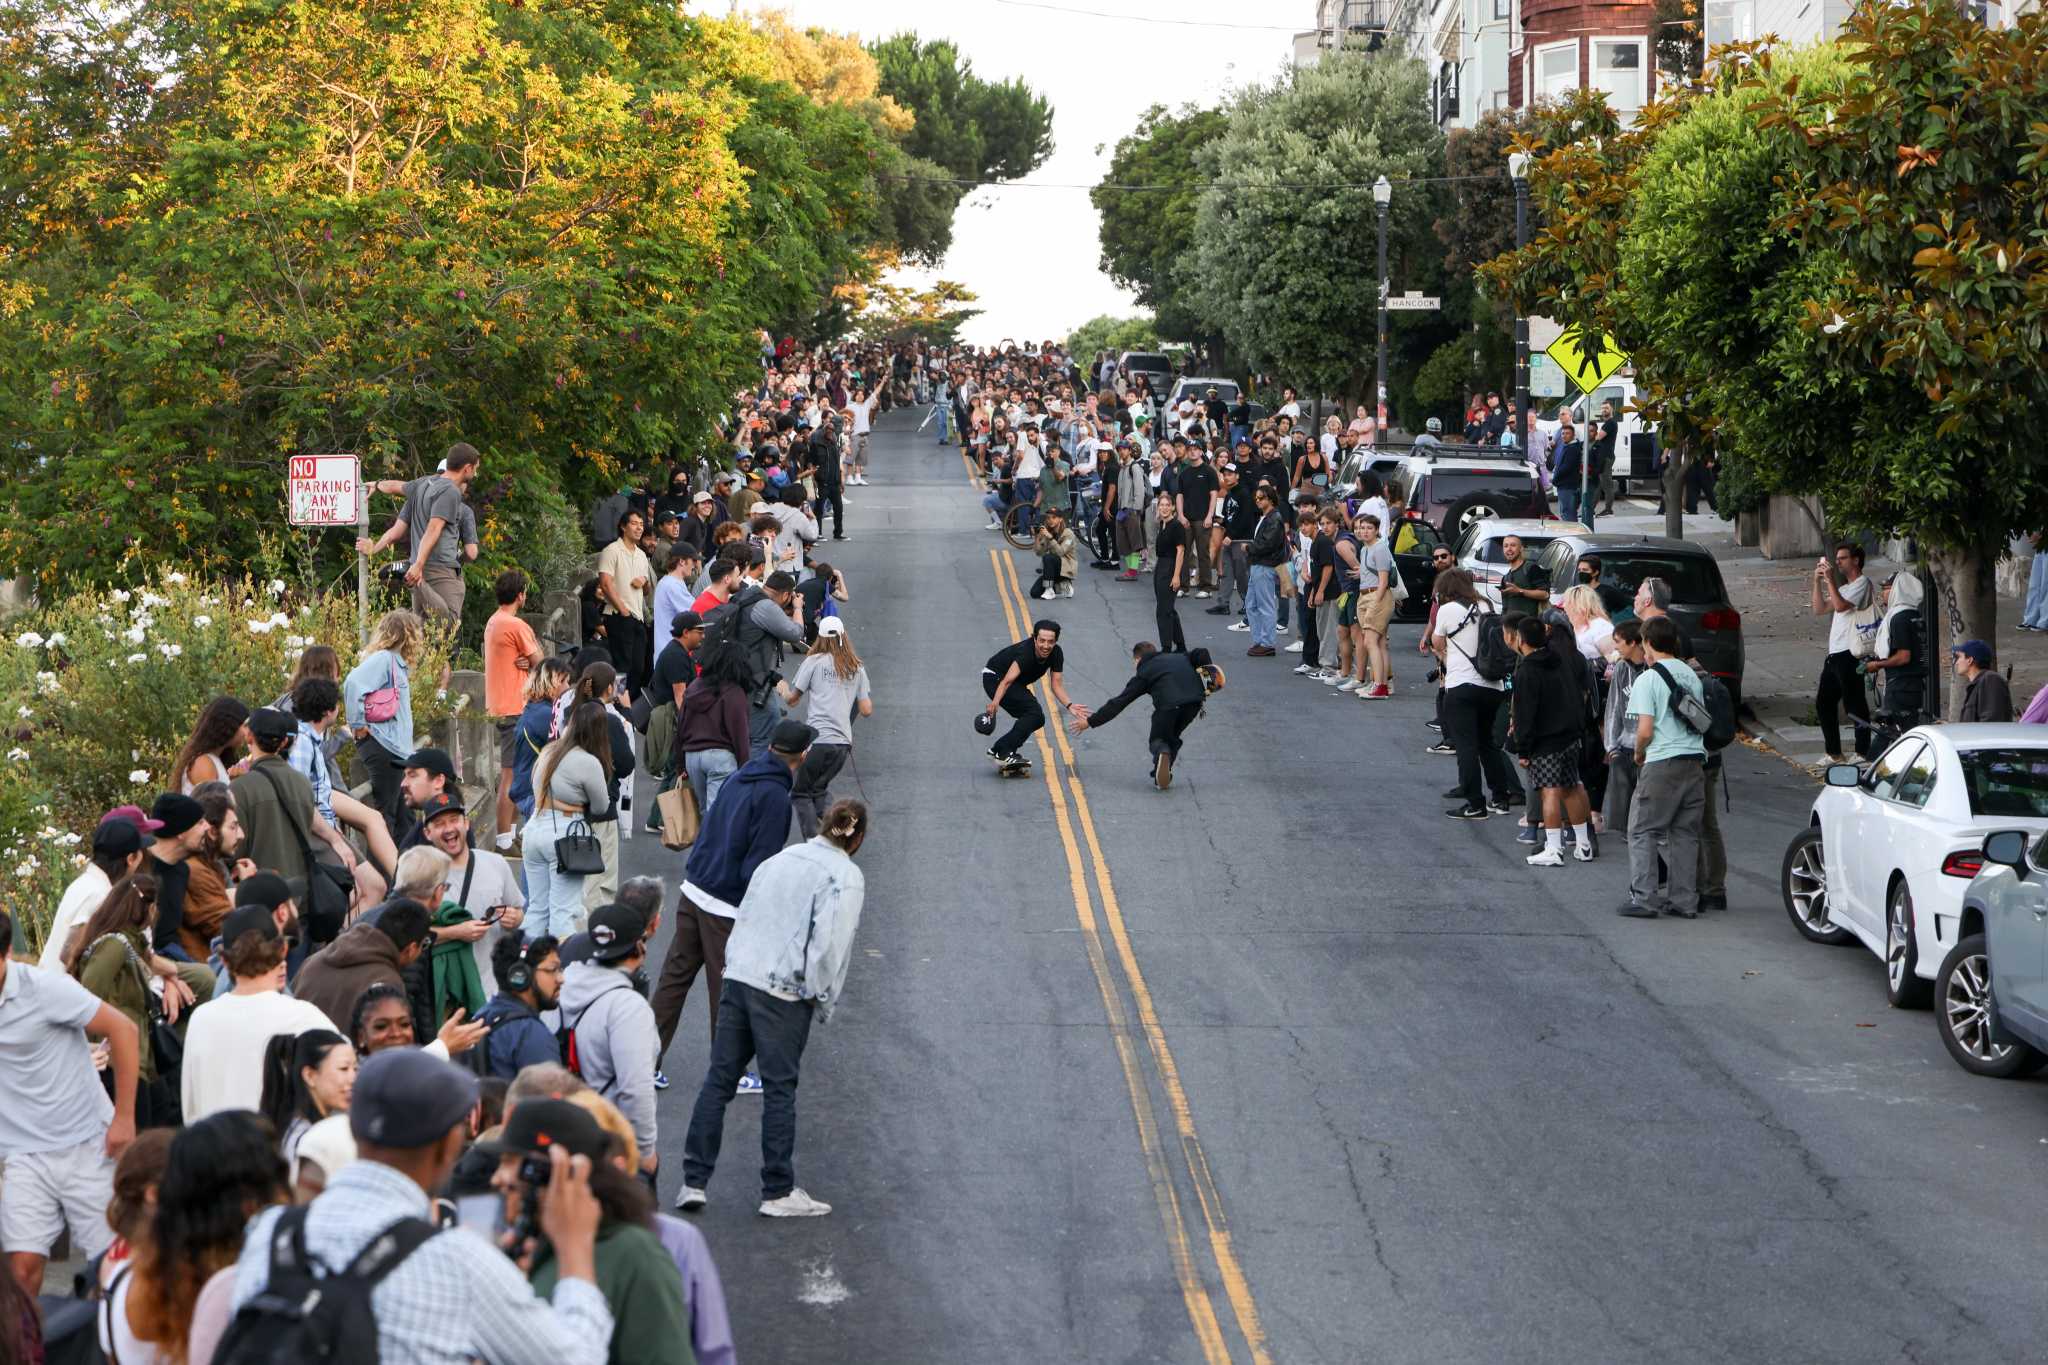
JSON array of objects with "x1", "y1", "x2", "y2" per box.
[
  {"x1": 856, "y1": 279, "x2": 981, "y2": 344},
  {"x1": 1184, "y1": 54, "x2": 1446, "y2": 407},
  {"x1": 1066, "y1": 314, "x2": 1162, "y2": 362},
  {"x1": 868, "y1": 33, "x2": 1053, "y2": 181},
  {"x1": 1090, "y1": 104, "x2": 1227, "y2": 342}
]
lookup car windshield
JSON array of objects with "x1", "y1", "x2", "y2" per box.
[
  {"x1": 1125, "y1": 354, "x2": 1169, "y2": 372},
  {"x1": 1424, "y1": 472, "x2": 1532, "y2": 507},
  {"x1": 1470, "y1": 533, "x2": 1556, "y2": 564},
  {"x1": 1591, "y1": 553, "x2": 1724, "y2": 607},
  {"x1": 1959, "y1": 749, "x2": 2048, "y2": 818}
]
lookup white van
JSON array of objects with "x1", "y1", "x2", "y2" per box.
[{"x1": 1534, "y1": 375, "x2": 1660, "y2": 495}]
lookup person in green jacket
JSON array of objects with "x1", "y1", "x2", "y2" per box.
[
  {"x1": 72, "y1": 871, "x2": 210, "y2": 1127},
  {"x1": 485, "y1": 1099, "x2": 695, "y2": 1365}
]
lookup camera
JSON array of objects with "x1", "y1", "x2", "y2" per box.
[
  {"x1": 1426, "y1": 667, "x2": 1441, "y2": 683},
  {"x1": 511, "y1": 1151, "x2": 552, "y2": 1247}
]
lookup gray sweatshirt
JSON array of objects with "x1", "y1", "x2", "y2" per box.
[
  {"x1": 557, "y1": 961, "x2": 658, "y2": 1154},
  {"x1": 543, "y1": 746, "x2": 612, "y2": 817}
]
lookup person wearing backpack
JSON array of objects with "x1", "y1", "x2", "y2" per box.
[
  {"x1": 223, "y1": 1047, "x2": 614, "y2": 1365},
  {"x1": 555, "y1": 903, "x2": 661, "y2": 1186},
  {"x1": 1618, "y1": 617, "x2": 1709, "y2": 919},
  {"x1": 1634, "y1": 577, "x2": 1732, "y2": 910},
  {"x1": 1430, "y1": 569, "x2": 1518, "y2": 820},
  {"x1": 476, "y1": 935, "x2": 565, "y2": 1081},
  {"x1": 702, "y1": 570, "x2": 806, "y2": 751}
]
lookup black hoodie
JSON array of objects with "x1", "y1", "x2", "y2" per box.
[{"x1": 1509, "y1": 646, "x2": 1584, "y2": 758}]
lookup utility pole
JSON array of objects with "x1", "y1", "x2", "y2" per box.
[
  {"x1": 1373, "y1": 175, "x2": 1391, "y2": 447},
  {"x1": 1509, "y1": 152, "x2": 1531, "y2": 463}
]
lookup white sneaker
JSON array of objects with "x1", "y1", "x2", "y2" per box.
[
  {"x1": 984, "y1": 519, "x2": 1001, "y2": 531},
  {"x1": 494, "y1": 831, "x2": 517, "y2": 851},
  {"x1": 1277, "y1": 624, "x2": 1290, "y2": 634},
  {"x1": 1039, "y1": 588, "x2": 1057, "y2": 600},
  {"x1": 760, "y1": 1187, "x2": 832, "y2": 1218},
  {"x1": 1227, "y1": 622, "x2": 1251, "y2": 633},
  {"x1": 1526, "y1": 848, "x2": 1565, "y2": 867},
  {"x1": 1336, "y1": 678, "x2": 1361, "y2": 691},
  {"x1": 1194, "y1": 590, "x2": 1213, "y2": 599},
  {"x1": 1293, "y1": 662, "x2": 1314, "y2": 675},
  {"x1": 1285, "y1": 640, "x2": 1305, "y2": 653},
  {"x1": 1061, "y1": 585, "x2": 1074, "y2": 598},
  {"x1": 1573, "y1": 844, "x2": 1596, "y2": 863},
  {"x1": 676, "y1": 1186, "x2": 707, "y2": 1211}
]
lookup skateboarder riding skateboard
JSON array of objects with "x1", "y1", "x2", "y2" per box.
[{"x1": 981, "y1": 619, "x2": 1083, "y2": 775}]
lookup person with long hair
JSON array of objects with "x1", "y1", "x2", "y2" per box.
[
  {"x1": 344, "y1": 609, "x2": 427, "y2": 841},
  {"x1": 486, "y1": 1099, "x2": 691, "y2": 1364},
  {"x1": 677, "y1": 637, "x2": 752, "y2": 814},
  {"x1": 168, "y1": 696, "x2": 251, "y2": 796},
  {"x1": 1561, "y1": 583, "x2": 1617, "y2": 663},
  {"x1": 179, "y1": 782, "x2": 243, "y2": 962},
  {"x1": 1430, "y1": 567, "x2": 1518, "y2": 820},
  {"x1": 523, "y1": 701, "x2": 615, "y2": 941},
  {"x1": 257, "y1": 1029, "x2": 356, "y2": 1169},
  {"x1": 679, "y1": 799, "x2": 869, "y2": 1219},
  {"x1": 510, "y1": 656, "x2": 572, "y2": 824},
  {"x1": 129, "y1": 1112, "x2": 289, "y2": 1365},
  {"x1": 71, "y1": 873, "x2": 193, "y2": 1128},
  {"x1": 96, "y1": 1129, "x2": 176, "y2": 1365},
  {"x1": 776, "y1": 619, "x2": 873, "y2": 838}
]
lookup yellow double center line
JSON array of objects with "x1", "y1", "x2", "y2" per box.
[{"x1": 988, "y1": 547, "x2": 1271, "y2": 1365}]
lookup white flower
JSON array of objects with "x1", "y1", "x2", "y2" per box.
[
  {"x1": 285, "y1": 635, "x2": 309, "y2": 650},
  {"x1": 122, "y1": 625, "x2": 146, "y2": 645},
  {"x1": 35, "y1": 672, "x2": 59, "y2": 695},
  {"x1": 13, "y1": 859, "x2": 37, "y2": 878},
  {"x1": 110, "y1": 589, "x2": 131, "y2": 603},
  {"x1": 247, "y1": 618, "x2": 275, "y2": 635},
  {"x1": 5, "y1": 748, "x2": 26, "y2": 762},
  {"x1": 13, "y1": 631, "x2": 43, "y2": 648},
  {"x1": 14, "y1": 706, "x2": 29, "y2": 719},
  {"x1": 1822, "y1": 312, "x2": 1848, "y2": 335},
  {"x1": 192, "y1": 614, "x2": 212, "y2": 628},
  {"x1": 126, "y1": 652, "x2": 146, "y2": 664},
  {"x1": 43, "y1": 632, "x2": 64, "y2": 647},
  {"x1": 164, "y1": 572, "x2": 186, "y2": 585},
  {"x1": 128, "y1": 769, "x2": 149, "y2": 783},
  {"x1": 157, "y1": 642, "x2": 183, "y2": 659},
  {"x1": 138, "y1": 591, "x2": 168, "y2": 610},
  {"x1": 269, "y1": 579, "x2": 287, "y2": 597}
]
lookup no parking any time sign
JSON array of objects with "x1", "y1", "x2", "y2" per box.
[{"x1": 288, "y1": 454, "x2": 361, "y2": 527}]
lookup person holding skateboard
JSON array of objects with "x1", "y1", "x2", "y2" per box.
[{"x1": 980, "y1": 620, "x2": 1084, "y2": 776}]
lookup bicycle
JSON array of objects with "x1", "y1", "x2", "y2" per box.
[{"x1": 1002, "y1": 502, "x2": 1037, "y2": 551}]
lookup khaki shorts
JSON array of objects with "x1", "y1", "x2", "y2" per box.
[
  {"x1": 0, "y1": 1138, "x2": 115, "y2": 1258},
  {"x1": 1359, "y1": 587, "x2": 1395, "y2": 635}
]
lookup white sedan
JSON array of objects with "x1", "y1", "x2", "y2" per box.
[{"x1": 1780, "y1": 724, "x2": 2048, "y2": 1008}]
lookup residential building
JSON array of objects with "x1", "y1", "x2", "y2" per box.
[
  {"x1": 1510, "y1": 0, "x2": 1659, "y2": 122},
  {"x1": 1295, "y1": 0, "x2": 1398, "y2": 66}
]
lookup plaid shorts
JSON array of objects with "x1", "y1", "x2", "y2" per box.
[{"x1": 1528, "y1": 743, "x2": 1583, "y2": 790}]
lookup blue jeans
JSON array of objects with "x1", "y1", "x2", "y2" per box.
[
  {"x1": 936, "y1": 404, "x2": 952, "y2": 443},
  {"x1": 521, "y1": 809, "x2": 588, "y2": 940},
  {"x1": 1558, "y1": 487, "x2": 1581, "y2": 522},
  {"x1": 1013, "y1": 479, "x2": 1038, "y2": 535},
  {"x1": 1247, "y1": 565, "x2": 1278, "y2": 648},
  {"x1": 686, "y1": 747, "x2": 739, "y2": 813},
  {"x1": 982, "y1": 488, "x2": 1008, "y2": 521},
  {"x1": 683, "y1": 981, "x2": 815, "y2": 1200},
  {"x1": 2026, "y1": 551, "x2": 2048, "y2": 629}
]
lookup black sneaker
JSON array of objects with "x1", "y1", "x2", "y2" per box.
[
  {"x1": 1486, "y1": 797, "x2": 1511, "y2": 815},
  {"x1": 1504, "y1": 790, "x2": 1526, "y2": 807},
  {"x1": 1616, "y1": 903, "x2": 1659, "y2": 919},
  {"x1": 1442, "y1": 785, "x2": 1465, "y2": 799},
  {"x1": 1698, "y1": 893, "x2": 1728, "y2": 911},
  {"x1": 1444, "y1": 804, "x2": 1489, "y2": 820},
  {"x1": 1204, "y1": 605, "x2": 1232, "y2": 616},
  {"x1": 1425, "y1": 742, "x2": 1456, "y2": 756}
]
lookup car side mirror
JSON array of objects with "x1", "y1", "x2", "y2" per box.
[
  {"x1": 1981, "y1": 830, "x2": 2031, "y2": 869},
  {"x1": 1823, "y1": 763, "x2": 1862, "y2": 788}
]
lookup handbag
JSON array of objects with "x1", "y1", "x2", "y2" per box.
[
  {"x1": 251, "y1": 764, "x2": 353, "y2": 943},
  {"x1": 363, "y1": 656, "x2": 401, "y2": 724},
  {"x1": 552, "y1": 815, "x2": 607, "y2": 876},
  {"x1": 656, "y1": 785, "x2": 700, "y2": 850}
]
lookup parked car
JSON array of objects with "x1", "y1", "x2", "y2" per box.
[
  {"x1": 1452, "y1": 517, "x2": 1590, "y2": 597},
  {"x1": 1387, "y1": 514, "x2": 1443, "y2": 623},
  {"x1": 1119, "y1": 350, "x2": 1174, "y2": 400},
  {"x1": 1929, "y1": 755, "x2": 2048, "y2": 1077},
  {"x1": 1381, "y1": 444, "x2": 1546, "y2": 540},
  {"x1": 1163, "y1": 376, "x2": 1241, "y2": 422},
  {"x1": 1779, "y1": 728, "x2": 2048, "y2": 1025},
  {"x1": 1528, "y1": 532, "x2": 1744, "y2": 704}
]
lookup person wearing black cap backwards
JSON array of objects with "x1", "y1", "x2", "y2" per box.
[
  {"x1": 652, "y1": 720, "x2": 813, "y2": 1095},
  {"x1": 1067, "y1": 640, "x2": 1210, "y2": 791},
  {"x1": 228, "y1": 1049, "x2": 614, "y2": 1365},
  {"x1": 141, "y1": 792, "x2": 211, "y2": 963},
  {"x1": 482, "y1": 1098, "x2": 690, "y2": 1361},
  {"x1": 556, "y1": 903, "x2": 661, "y2": 1184},
  {"x1": 229, "y1": 707, "x2": 323, "y2": 888}
]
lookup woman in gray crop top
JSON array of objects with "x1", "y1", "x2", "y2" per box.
[{"x1": 521, "y1": 700, "x2": 614, "y2": 940}]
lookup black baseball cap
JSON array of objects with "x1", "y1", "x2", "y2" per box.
[
  {"x1": 220, "y1": 902, "x2": 284, "y2": 949},
  {"x1": 670, "y1": 610, "x2": 703, "y2": 638},
  {"x1": 418, "y1": 794, "x2": 464, "y2": 826},
  {"x1": 769, "y1": 720, "x2": 817, "y2": 755},
  {"x1": 150, "y1": 793, "x2": 204, "y2": 839},
  {"x1": 248, "y1": 708, "x2": 297, "y2": 747},
  {"x1": 235, "y1": 872, "x2": 294, "y2": 913},
  {"x1": 404, "y1": 748, "x2": 458, "y2": 783},
  {"x1": 585, "y1": 902, "x2": 650, "y2": 964},
  {"x1": 92, "y1": 817, "x2": 145, "y2": 858},
  {"x1": 473, "y1": 1098, "x2": 609, "y2": 1163},
  {"x1": 351, "y1": 1048, "x2": 481, "y2": 1149}
]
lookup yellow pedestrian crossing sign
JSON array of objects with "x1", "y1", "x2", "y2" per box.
[{"x1": 1543, "y1": 326, "x2": 1629, "y2": 393}]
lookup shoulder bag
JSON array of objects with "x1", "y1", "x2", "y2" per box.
[
  {"x1": 552, "y1": 815, "x2": 607, "y2": 876},
  {"x1": 362, "y1": 654, "x2": 402, "y2": 725},
  {"x1": 85, "y1": 931, "x2": 184, "y2": 1128},
  {"x1": 251, "y1": 764, "x2": 353, "y2": 943}
]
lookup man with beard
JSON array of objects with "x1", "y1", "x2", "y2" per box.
[{"x1": 476, "y1": 933, "x2": 566, "y2": 1080}]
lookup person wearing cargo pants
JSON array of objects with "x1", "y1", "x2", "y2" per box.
[
  {"x1": 1626, "y1": 756, "x2": 1705, "y2": 917},
  {"x1": 1696, "y1": 760, "x2": 1728, "y2": 909}
]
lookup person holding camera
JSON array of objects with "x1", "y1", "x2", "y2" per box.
[
  {"x1": 229, "y1": 1049, "x2": 615, "y2": 1365},
  {"x1": 483, "y1": 1098, "x2": 692, "y2": 1363}
]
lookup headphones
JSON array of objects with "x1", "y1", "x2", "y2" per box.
[{"x1": 504, "y1": 940, "x2": 541, "y2": 993}]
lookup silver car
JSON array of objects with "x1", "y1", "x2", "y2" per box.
[{"x1": 1938, "y1": 755, "x2": 2048, "y2": 1077}]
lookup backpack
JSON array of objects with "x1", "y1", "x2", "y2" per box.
[
  {"x1": 1650, "y1": 662, "x2": 1737, "y2": 752},
  {"x1": 555, "y1": 980, "x2": 633, "y2": 1089},
  {"x1": 213, "y1": 1208, "x2": 437, "y2": 1365},
  {"x1": 698, "y1": 585, "x2": 769, "y2": 677},
  {"x1": 1450, "y1": 606, "x2": 1516, "y2": 683}
]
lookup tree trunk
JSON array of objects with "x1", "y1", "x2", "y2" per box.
[
  {"x1": 1662, "y1": 441, "x2": 1690, "y2": 540},
  {"x1": 1929, "y1": 542, "x2": 2000, "y2": 719}
]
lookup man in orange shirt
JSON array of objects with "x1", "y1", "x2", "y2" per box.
[{"x1": 483, "y1": 570, "x2": 544, "y2": 849}]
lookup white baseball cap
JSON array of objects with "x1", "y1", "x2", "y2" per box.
[{"x1": 817, "y1": 616, "x2": 846, "y2": 639}]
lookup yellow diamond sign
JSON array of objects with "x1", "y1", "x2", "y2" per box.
[{"x1": 1543, "y1": 326, "x2": 1629, "y2": 393}]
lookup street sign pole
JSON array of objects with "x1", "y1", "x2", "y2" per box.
[
  {"x1": 1511, "y1": 165, "x2": 1531, "y2": 458},
  {"x1": 357, "y1": 482, "x2": 370, "y2": 649},
  {"x1": 1374, "y1": 194, "x2": 1389, "y2": 448}
]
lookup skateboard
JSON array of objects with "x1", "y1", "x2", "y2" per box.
[{"x1": 992, "y1": 753, "x2": 1033, "y2": 777}]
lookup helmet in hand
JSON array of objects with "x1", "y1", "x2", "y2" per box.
[{"x1": 973, "y1": 710, "x2": 997, "y2": 736}]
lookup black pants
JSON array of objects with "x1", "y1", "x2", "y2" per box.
[
  {"x1": 606, "y1": 615, "x2": 651, "y2": 699},
  {"x1": 1152, "y1": 571, "x2": 1186, "y2": 652},
  {"x1": 1815, "y1": 649, "x2": 1870, "y2": 758},
  {"x1": 359, "y1": 735, "x2": 406, "y2": 844},
  {"x1": 1092, "y1": 515, "x2": 1115, "y2": 563},
  {"x1": 1299, "y1": 594, "x2": 1322, "y2": 669},
  {"x1": 683, "y1": 981, "x2": 815, "y2": 1201},
  {"x1": 1444, "y1": 683, "x2": 1516, "y2": 808},
  {"x1": 1029, "y1": 553, "x2": 1067, "y2": 599},
  {"x1": 1148, "y1": 700, "x2": 1203, "y2": 758},
  {"x1": 813, "y1": 483, "x2": 844, "y2": 538},
  {"x1": 791, "y1": 743, "x2": 850, "y2": 838},
  {"x1": 982, "y1": 670, "x2": 1045, "y2": 759}
]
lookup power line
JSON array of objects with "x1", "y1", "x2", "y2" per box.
[
  {"x1": 875, "y1": 172, "x2": 1515, "y2": 192},
  {"x1": 990, "y1": 0, "x2": 1306, "y2": 31}
]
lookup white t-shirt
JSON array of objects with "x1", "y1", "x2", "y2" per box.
[
  {"x1": 447, "y1": 849, "x2": 526, "y2": 996},
  {"x1": 1437, "y1": 602, "x2": 1501, "y2": 691},
  {"x1": 1358, "y1": 496, "x2": 1390, "y2": 539},
  {"x1": 1014, "y1": 441, "x2": 1045, "y2": 481},
  {"x1": 40, "y1": 864, "x2": 113, "y2": 972},
  {"x1": 180, "y1": 989, "x2": 338, "y2": 1123},
  {"x1": 1827, "y1": 574, "x2": 1874, "y2": 654},
  {"x1": 1575, "y1": 616, "x2": 1616, "y2": 662},
  {"x1": 0, "y1": 961, "x2": 112, "y2": 1154}
]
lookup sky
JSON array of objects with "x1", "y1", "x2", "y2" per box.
[{"x1": 683, "y1": 0, "x2": 1303, "y2": 346}]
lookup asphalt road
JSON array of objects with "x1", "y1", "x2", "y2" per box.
[{"x1": 632, "y1": 411, "x2": 2048, "y2": 1364}]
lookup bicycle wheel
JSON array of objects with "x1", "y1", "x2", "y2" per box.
[{"x1": 1003, "y1": 503, "x2": 1036, "y2": 550}]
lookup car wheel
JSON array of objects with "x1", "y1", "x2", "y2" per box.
[
  {"x1": 1933, "y1": 934, "x2": 2048, "y2": 1077},
  {"x1": 1781, "y1": 828, "x2": 1853, "y2": 946},
  {"x1": 1884, "y1": 879, "x2": 1932, "y2": 1010}
]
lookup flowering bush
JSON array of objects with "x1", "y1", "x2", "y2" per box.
[{"x1": 0, "y1": 568, "x2": 458, "y2": 947}]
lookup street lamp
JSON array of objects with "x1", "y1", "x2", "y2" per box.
[
  {"x1": 1508, "y1": 152, "x2": 1531, "y2": 473},
  {"x1": 1373, "y1": 174, "x2": 1391, "y2": 448}
]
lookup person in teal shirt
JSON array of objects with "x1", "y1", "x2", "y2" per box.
[{"x1": 1619, "y1": 616, "x2": 1707, "y2": 919}]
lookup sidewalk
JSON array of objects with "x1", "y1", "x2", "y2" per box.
[{"x1": 1592, "y1": 499, "x2": 2048, "y2": 767}]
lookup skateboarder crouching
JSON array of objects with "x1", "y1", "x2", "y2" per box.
[
  {"x1": 982, "y1": 619, "x2": 1083, "y2": 775},
  {"x1": 1067, "y1": 642, "x2": 1211, "y2": 790}
]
